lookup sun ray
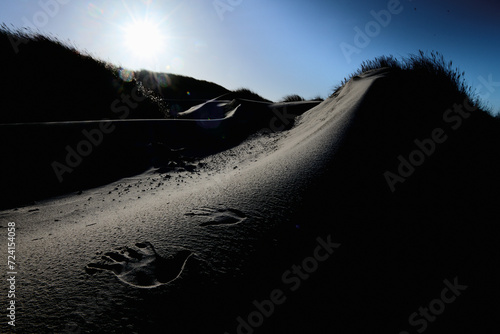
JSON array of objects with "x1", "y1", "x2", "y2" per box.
[{"x1": 93, "y1": 1, "x2": 185, "y2": 71}]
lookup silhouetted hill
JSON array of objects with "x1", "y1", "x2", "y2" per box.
[
  {"x1": 134, "y1": 70, "x2": 231, "y2": 112},
  {"x1": 2, "y1": 31, "x2": 499, "y2": 224},
  {"x1": 0, "y1": 26, "x2": 166, "y2": 123},
  {"x1": 254, "y1": 54, "x2": 500, "y2": 334},
  {"x1": 324, "y1": 52, "x2": 500, "y2": 215},
  {"x1": 0, "y1": 26, "x2": 275, "y2": 123}
]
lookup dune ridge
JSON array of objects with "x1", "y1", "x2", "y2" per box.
[
  {"x1": 1, "y1": 71, "x2": 379, "y2": 333},
  {"x1": 1, "y1": 52, "x2": 500, "y2": 333}
]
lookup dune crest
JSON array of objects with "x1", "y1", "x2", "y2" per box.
[
  {"x1": 2, "y1": 64, "x2": 499, "y2": 333},
  {"x1": 0, "y1": 71, "x2": 382, "y2": 331}
]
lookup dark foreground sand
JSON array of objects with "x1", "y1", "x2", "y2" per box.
[{"x1": 1, "y1": 70, "x2": 499, "y2": 333}]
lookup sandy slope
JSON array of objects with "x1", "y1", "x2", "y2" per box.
[
  {"x1": 1, "y1": 69, "x2": 498, "y2": 333},
  {"x1": 1, "y1": 70, "x2": 370, "y2": 333}
]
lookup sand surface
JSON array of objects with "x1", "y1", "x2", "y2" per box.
[{"x1": 2, "y1": 69, "x2": 498, "y2": 333}]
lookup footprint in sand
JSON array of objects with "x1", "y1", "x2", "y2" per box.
[
  {"x1": 185, "y1": 207, "x2": 247, "y2": 226},
  {"x1": 86, "y1": 242, "x2": 192, "y2": 288}
]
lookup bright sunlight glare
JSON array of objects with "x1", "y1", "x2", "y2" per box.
[{"x1": 123, "y1": 19, "x2": 165, "y2": 60}]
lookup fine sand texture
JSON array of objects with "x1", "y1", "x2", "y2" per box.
[{"x1": 1, "y1": 69, "x2": 499, "y2": 333}]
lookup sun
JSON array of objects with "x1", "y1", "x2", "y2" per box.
[{"x1": 123, "y1": 19, "x2": 166, "y2": 59}]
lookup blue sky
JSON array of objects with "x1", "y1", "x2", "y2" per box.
[{"x1": 1, "y1": 0, "x2": 499, "y2": 111}]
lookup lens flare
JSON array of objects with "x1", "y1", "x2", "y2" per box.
[
  {"x1": 158, "y1": 74, "x2": 170, "y2": 87},
  {"x1": 119, "y1": 69, "x2": 134, "y2": 82},
  {"x1": 88, "y1": 3, "x2": 104, "y2": 19}
]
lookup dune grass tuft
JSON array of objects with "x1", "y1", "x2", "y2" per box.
[
  {"x1": 332, "y1": 51, "x2": 487, "y2": 113},
  {"x1": 232, "y1": 88, "x2": 272, "y2": 103},
  {"x1": 281, "y1": 94, "x2": 305, "y2": 102}
]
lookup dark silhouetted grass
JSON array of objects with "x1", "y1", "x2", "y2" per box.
[
  {"x1": 0, "y1": 27, "x2": 238, "y2": 123},
  {"x1": 0, "y1": 25, "x2": 167, "y2": 123},
  {"x1": 231, "y1": 88, "x2": 273, "y2": 103},
  {"x1": 310, "y1": 96, "x2": 324, "y2": 102},
  {"x1": 281, "y1": 94, "x2": 305, "y2": 102},
  {"x1": 332, "y1": 51, "x2": 486, "y2": 112},
  {"x1": 134, "y1": 70, "x2": 231, "y2": 113},
  {"x1": 0, "y1": 26, "x2": 282, "y2": 123}
]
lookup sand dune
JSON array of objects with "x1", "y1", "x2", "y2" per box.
[
  {"x1": 0, "y1": 96, "x2": 321, "y2": 209},
  {"x1": 1, "y1": 69, "x2": 499, "y2": 333}
]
